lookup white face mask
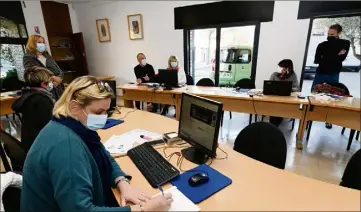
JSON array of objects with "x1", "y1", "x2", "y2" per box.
[
  {"x1": 36, "y1": 43, "x2": 46, "y2": 53},
  {"x1": 47, "y1": 81, "x2": 54, "y2": 91},
  {"x1": 171, "y1": 61, "x2": 178, "y2": 68},
  {"x1": 141, "y1": 59, "x2": 147, "y2": 66},
  {"x1": 82, "y1": 109, "x2": 108, "y2": 131}
]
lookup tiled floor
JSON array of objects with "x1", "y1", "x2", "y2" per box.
[{"x1": 163, "y1": 107, "x2": 360, "y2": 185}]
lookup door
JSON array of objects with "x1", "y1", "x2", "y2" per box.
[
  {"x1": 218, "y1": 25, "x2": 256, "y2": 86},
  {"x1": 189, "y1": 28, "x2": 217, "y2": 84},
  {"x1": 72, "y1": 32, "x2": 89, "y2": 76}
]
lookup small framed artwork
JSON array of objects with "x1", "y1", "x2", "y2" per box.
[
  {"x1": 127, "y1": 14, "x2": 143, "y2": 40},
  {"x1": 96, "y1": 19, "x2": 111, "y2": 42}
]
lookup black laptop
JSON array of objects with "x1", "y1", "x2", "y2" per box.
[{"x1": 263, "y1": 80, "x2": 292, "y2": 96}]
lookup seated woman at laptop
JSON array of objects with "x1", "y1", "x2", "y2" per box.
[
  {"x1": 21, "y1": 76, "x2": 172, "y2": 212},
  {"x1": 161, "y1": 55, "x2": 187, "y2": 116},
  {"x1": 269, "y1": 59, "x2": 299, "y2": 92},
  {"x1": 269, "y1": 59, "x2": 300, "y2": 127}
]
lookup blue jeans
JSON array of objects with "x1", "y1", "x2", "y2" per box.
[{"x1": 311, "y1": 72, "x2": 340, "y2": 91}]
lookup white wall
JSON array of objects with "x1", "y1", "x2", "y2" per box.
[
  {"x1": 22, "y1": 1, "x2": 50, "y2": 49},
  {"x1": 256, "y1": 1, "x2": 310, "y2": 88},
  {"x1": 73, "y1": 1, "x2": 310, "y2": 87},
  {"x1": 21, "y1": 1, "x2": 80, "y2": 50},
  {"x1": 73, "y1": 1, "x2": 212, "y2": 84}
]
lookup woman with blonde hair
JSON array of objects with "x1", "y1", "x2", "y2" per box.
[
  {"x1": 21, "y1": 76, "x2": 172, "y2": 212},
  {"x1": 167, "y1": 55, "x2": 186, "y2": 85},
  {"x1": 160, "y1": 55, "x2": 187, "y2": 116},
  {"x1": 23, "y1": 34, "x2": 64, "y2": 100}
]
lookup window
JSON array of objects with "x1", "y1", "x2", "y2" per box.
[
  {"x1": 0, "y1": 16, "x2": 28, "y2": 81},
  {"x1": 301, "y1": 15, "x2": 361, "y2": 97},
  {"x1": 186, "y1": 24, "x2": 258, "y2": 86},
  {"x1": 221, "y1": 49, "x2": 251, "y2": 64}
]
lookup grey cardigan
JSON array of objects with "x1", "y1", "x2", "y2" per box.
[
  {"x1": 23, "y1": 51, "x2": 64, "y2": 100},
  {"x1": 270, "y1": 72, "x2": 300, "y2": 92}
]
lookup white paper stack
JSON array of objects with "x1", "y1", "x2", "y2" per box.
[{"x1": 104, "y1": 129, "x2": 161, "y2": 155}]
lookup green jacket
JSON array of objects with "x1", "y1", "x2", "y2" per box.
[{"x1": 21, "y1": 121, "x2": 131, "y2": 212}]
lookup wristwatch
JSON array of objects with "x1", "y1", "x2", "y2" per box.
[{"x1": 115, "y1": 176, "x2": 130, "y2": 186}]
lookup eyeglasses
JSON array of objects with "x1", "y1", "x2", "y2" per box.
[{"x1": 73, "y1": 79, "x2": 113, "y2": 95}]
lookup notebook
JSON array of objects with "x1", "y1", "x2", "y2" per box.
[
  {"x1": 170, "y1": 164, "x2": 232, "y2": 204},
  {"x1": 152, "y1": 186, "x2": 200, "y2": 211}
]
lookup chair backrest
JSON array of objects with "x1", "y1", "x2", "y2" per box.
[
  {"x1": 2, "y1": 186, "x2": 21, "y2": 212},
  {"x1": 0, "y1": 130, "x2": 26, "y2": 172},
  {"x1": 234, "y1": 78, "x2": 256, "y2": 89},
  {"x1": 186, "y1": 75, "x2": 194, "y2": 85},
  {"x1": 233, "y1": 122, "x2": 287, "y2": 169},
  {"x1": 340, "y1": 149, "x2": 361, "y2": 190},
  {"x1": 196, "y1": 78, "x2": 215, "y2": 87}
]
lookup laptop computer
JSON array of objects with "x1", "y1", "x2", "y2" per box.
[{"x1": 263, "y1": 80, "x2": 292, "y2": 96}]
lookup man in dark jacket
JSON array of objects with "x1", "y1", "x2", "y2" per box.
[
  {"x1": 312, "y1": 24, "x2": 350, "y2": 89},
  {"x1": 312, "y1": 24, "x2": 350, "y2": 129},
  {"x1": 133, "y1": 53, "x2": 157, "y2": 112},
  {"x1": 12, "y1": 66, "x2": 55, "y2": 153}
]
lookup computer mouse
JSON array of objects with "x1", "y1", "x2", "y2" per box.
[{"x1": 188, "y1": 172, "x2": 209, "y2": 187}]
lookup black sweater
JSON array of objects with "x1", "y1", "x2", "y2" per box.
[
  {"x1": 314, "y1": 39, "x2": 350, "y2": 75},
  {"x1": 134, "y1": 64, "x2": 156, "y2": 83},
  {"x1": 12, "y1": 89, "x2": 54, "y2": 153}
]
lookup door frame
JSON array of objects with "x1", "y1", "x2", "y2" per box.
[{"x1": 183, "y1": 21, "x2": 261, "y2": 86}]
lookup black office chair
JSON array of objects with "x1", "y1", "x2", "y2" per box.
[
  {"x1": 0, "y1": 130, "x2": 26, "y2": 173},
  {"x1": 196, "y1": 78, "x2": 215, "y2": 87},
  {"x1": 233, "y1": 122, "x2": 287, "y2": 169},
  {"x1": 234, "y1": 79, "x2": 256, "y2": 125},
  {"x1": 2, "y1": 186, "x2": 21, "y2": 212},
  {"x1": 186, "y1": 75, "x2": 194, "y2": 86},
  {"x1": 340, "y1": 149, "x2": 361, "y2": 190},
  {"x1": 306, "y1": 82, "x2": 355, "y2": 150}
]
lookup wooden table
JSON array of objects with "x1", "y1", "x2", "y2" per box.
[
  {"x1": 98, "y1": 108, "x2": 360, "y2": 211},
  {"x1": 118, "y1": 85, "x2": 309, "y2": 147},
  {"x1": 0, "y1": 91, "x2": 20, "y2": 116},
  {"x1": 302, "y1": 96, "x2": 361, "y2": 150}
]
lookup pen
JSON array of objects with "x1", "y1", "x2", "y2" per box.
[
  {"x1": 158, "y1": 185, "x2": 164, "y2": 196},
  {"x1": 140, "y1": 135, "x2": 152, "y2": 141}
]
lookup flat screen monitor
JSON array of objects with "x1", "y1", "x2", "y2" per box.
[
  {"x1": 103, "y1": 80, "x2": 117, "y2": 114},
  {"x1": 158, "y1": 69, "x2": 179, "y2": 89},
  {"x1": 178, "y1": 93, "x2": 223, "y2": 164}
]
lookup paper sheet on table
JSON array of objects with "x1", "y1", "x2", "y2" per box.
[
  {"x1": 104, "y1": 129, "x2": 161, "y2": 154},
  {"x1": 153, "y1": 186, "x2": 200, "y2": 211}
]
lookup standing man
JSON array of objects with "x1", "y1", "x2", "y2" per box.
[
  {"x1": 313, "y1": 24, "x2": 350, "y2": 129},
  {"x1": 312, "y1": 24, "x2": 350, "y2": 89},
  {"x1": 134, "y1": 53, "x2": 157, "y2": 111}
]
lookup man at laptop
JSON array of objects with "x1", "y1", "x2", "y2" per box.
[{"x1": 134, "y1": 53, "x2": 157, "y2": 112}]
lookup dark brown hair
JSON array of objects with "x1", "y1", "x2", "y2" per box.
[{"x1": 330, "y1": 24, "x2": 342, "y2": 33}]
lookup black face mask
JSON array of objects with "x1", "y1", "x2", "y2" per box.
[{"x1": 327, "y1": 36, "x2": 338, "y2": 41}]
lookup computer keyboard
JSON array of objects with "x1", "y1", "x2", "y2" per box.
[{"x1": 127, "y1": 142, "x2": 180, "y2": 188}]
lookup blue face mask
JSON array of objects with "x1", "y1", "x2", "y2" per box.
[
  {"x1": 36, "y1": 43, "x2": 46, "y2": 53},
  {"x1": 82, "y1": 110, "x2": 107, "y2": 131}
]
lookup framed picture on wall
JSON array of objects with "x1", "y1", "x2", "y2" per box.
[
  {"x1": 127, "y1": 14, "x2": 143, "y2": 40},
  {"x1": 96, "y1": 19, "x2": 111, "y2": 42}
]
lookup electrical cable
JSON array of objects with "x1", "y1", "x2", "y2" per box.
[{"x1": 118, "y1": 108, "x2": 136, "y2": 119}]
